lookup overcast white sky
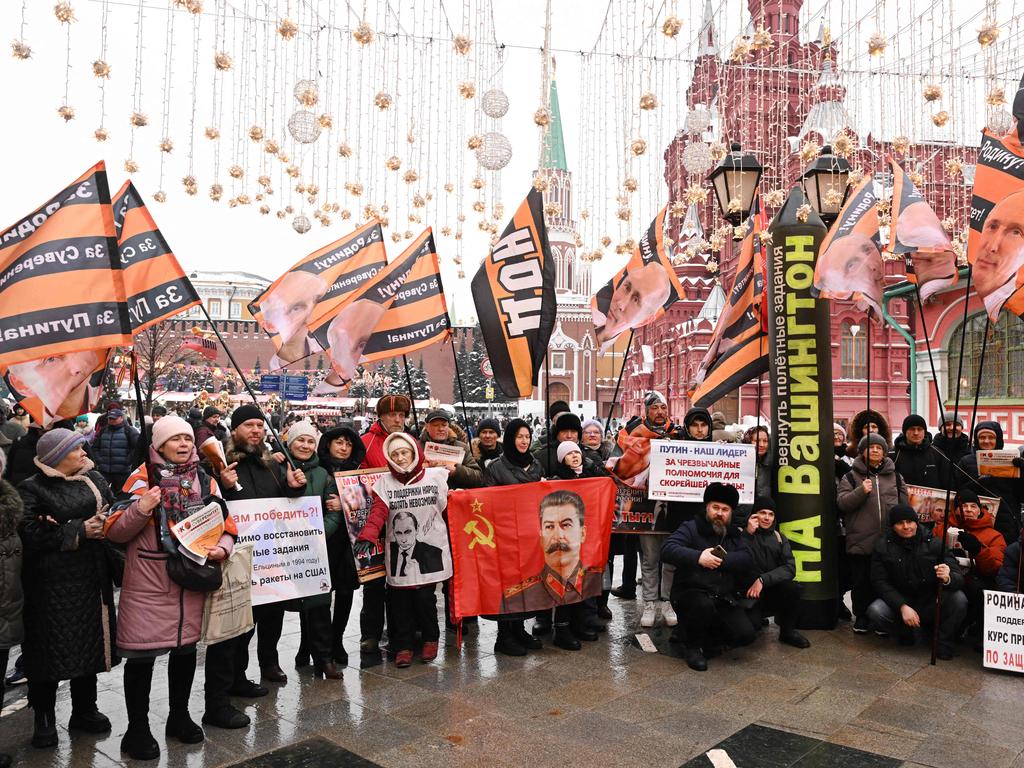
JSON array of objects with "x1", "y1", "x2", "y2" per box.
[{"x1": 1, "y1": 0, "x2": 1017, "y2": 324}]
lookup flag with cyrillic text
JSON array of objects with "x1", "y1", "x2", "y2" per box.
[
  {"x1": 359, "y1": 229, "x2": 451, "y2": 364},
  {"x1": 112, "y1": 181, "x2": 201, "y2": 333}
]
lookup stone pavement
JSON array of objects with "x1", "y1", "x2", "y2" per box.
[{"x1": 1, "y1": 588, "x2": 1022, "y2": 768}]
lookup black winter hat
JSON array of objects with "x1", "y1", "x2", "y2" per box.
[
  {"x1": 549, "y1": 400, "x2": 571, "y2": 422},
  {"x1": 752, "y1": 495, "x2": 776, "y2": 513},
  {"x1": 888, "y1": 504, "x2": 917, "y2": 526},
  {"x1": 956, "y1": 488, "x2": 980, "y2": 507},
  {"x1": 425, "y1": 409, "x2": 452, "y2": 424},
  {"x1": 477, "y1": 417, "x2": 500, "y2": 435},
  {"x1": 902, "y1": 414, "x2": 928, "y2": 433},
  {"x1": 231, "y1": 404, "x2": 265, "y2": 430},
  {"x1": 704, "y1": 482, "x2": 739, "y2": 510},
  {"x1": 552, "y1": 412, "x2": 582, "y2": 438},
  {"x1": 203, "y1": 405, "x2": 222, "y2": 420}
]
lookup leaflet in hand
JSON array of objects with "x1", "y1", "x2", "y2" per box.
[
  {"x1": 171, "y1": 502, "x2": 225, "y2": 565},
  {"x1": 424, "y1": 441, "x2": 465, "y2": 465},
  {"x1": 977, "y1": 450, "x2": 1020, "y2": 478}
]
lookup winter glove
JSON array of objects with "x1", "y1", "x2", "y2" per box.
[
  {"x1": 352, "y1": 540, "x2": 374, "y2": 557},
  {"x1": 956, "y1": 531, "x2": 982, "y2": 557},
  {"x1": 1012, "y1": 457, "x2": 1024, "y2": 470}
]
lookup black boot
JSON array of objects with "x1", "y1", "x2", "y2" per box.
[
  {"x1": 68, "y1": 675, "x2": 111, "y2": 734},
  {"x1": 0, "y1": 753, "x2": 12, "y2": 767},
  {"x1": 684, "y1": 646, "x2": 707, "y2": 672},
  {"x1": 166, "y1": 653, "x2": 204, "y2": 744},
  {"x1": 552, "y1": 622, "x2": 581, "y2": 651},
  {"x1": 32, "y1": 708, "x2": 57, "y2": 749},
  {"x1": 121, "y1": 661, "x2": 159, "y2": 760},
  {"x1": 532, "y1": 612, "x2": 552, "y2": 636},
  {"x1": 494, "y1": 624, "x2": 527, "y2": 657},
  {"x1": 597, "y1": 590, "x2": 613, "y2": 620},
  {"x1": 512, "y1": 620, "x2": 542, "y2": 650},
  {"x1": 295, "y1": 611, "x2": 311, "y2": 668}
]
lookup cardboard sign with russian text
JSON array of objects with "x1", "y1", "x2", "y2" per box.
[
  {"x1": 983, "y1": 590, "x2": 1024, "y2": 674},
  {"x1": 647, "y1": 440, "x2": 755, "y2": 503},
  {"x1": 334, "y1": 469, "x2": 387, "y2": 583},
  {"x1": 227, "y1": 496, "x2": 332, "y2": 606}
]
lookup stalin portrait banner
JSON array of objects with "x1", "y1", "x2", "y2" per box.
[{"x1": 448, "y1": 478, "x2": 615, "y2": 618}]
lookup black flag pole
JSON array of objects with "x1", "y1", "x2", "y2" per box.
[
  {"x1": 603, "y1": 330, "x2": 634, "y2": 435},
  {"x1": 449, "y1": 336, "x2": 471, "y2": 428},
  {"x1": 865, "y1": 310, "x2": 872, "y2": 417},
  {"x1": 545, "y1": 346, "x2": 552, "y2": 475},
  {"x1": 402, "y1": 354, "x2": 419, "y2": 433},
  {"x1": 197, "y1": 304, "x2": 296, "y2": 471}
]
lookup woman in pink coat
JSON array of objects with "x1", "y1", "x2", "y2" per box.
[{"x1": 104, "y1": 416, "x2": 237, "y2": 761}]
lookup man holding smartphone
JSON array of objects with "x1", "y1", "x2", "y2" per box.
[{"x1": 661, "y1": 482, "x2": 755, "y2": 671}]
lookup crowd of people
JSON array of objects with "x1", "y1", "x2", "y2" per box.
[{"x1": 0, "y1": 393, "x2": 1021, "y2": 764}]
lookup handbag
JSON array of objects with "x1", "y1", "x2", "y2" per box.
[{"x1": 202, "y1": 545, "x2": 254, "y2": 645}]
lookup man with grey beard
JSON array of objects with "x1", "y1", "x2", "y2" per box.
[{"x1": 661, "y1": 483, "x2": 755, "y2": 671}]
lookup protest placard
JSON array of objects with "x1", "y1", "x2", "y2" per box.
[
  {"x1": 979, "y1": 495, "x2": 1001, "y2": 519},
  {"x1": 335, "y1": 468, "x2": 387, "y2": 583},
  {"x1": 424, "y1": 441, "x2": 466, "y2": 465},
  {"x1": 227, "y1": 496, "x2": 332, "y2": 606},
  {"x1": 906, "y1": 485, "x2": 952, "y2": 525},
  {"x1": 170, "y1": 501, "x2": 225, "y2": 564},
  {"x1": 612, "y1": 480, "x2": 660, "y2": 534},
  {"x1": 977, "y1": 450, "x2": 1020, "y2": 479},
  {"x1": 983, "y1": 590, "x2": 1024, "y2": 674},
  {"x1": 647, "y1": 440, "x2": 755, "y2": 503}
]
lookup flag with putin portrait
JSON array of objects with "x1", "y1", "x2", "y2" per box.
[
  {"x1": 448, "y1": 478, "x2": 615, "y2": 618},
  {"x1": 886, "y1": 159, "x2": 956, "y2": 301},
  {"x1": 968, "y1": 128, "x2": 1024, "y2": 322},
  {"x1": 0, "y1": 162, "x2": 132, "y2": 426},
  {"x1": 247, "y1": 220, "x2": 387, "y2": 371},
  {"x1": 590, "y1": 206, "x2": 684, "y2": 351},
  {"x1": 812, "y1": 174, "x2": 884, "y2": 315}
]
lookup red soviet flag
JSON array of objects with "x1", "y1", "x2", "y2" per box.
[{"x1": 448, "y1": 478, "x2": 615, "y2": 618}]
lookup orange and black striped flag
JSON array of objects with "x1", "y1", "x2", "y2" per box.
[
  {"x1": 0, "y1": 161, "x2": 131, "y2": 367},
  {"x1": 887, "y1": 158, "x2": 956, "y2": 301},
  {"x1": 360, "y1": 228, "x2": 451, "y2": 364},
  {"x1": 590, "y1": 205, "x2": 684, "y2": 351},
  {"x1": 248, "y1": 219, "x2": 387, "y2": 370},
  {"x1": 112, "y1": 181, "x2": 201, "y2": 333},
  {"x1": 690, "y1": 198, "x2": 769, "y2": 408},
  {"x1": 968, "y1": 129, "x2": 1024, "y2": 321},
  {"x1": 471, "y1": 188, "x2": 556, "y2": 398},
  {"x1": 308, "y1": 229, "x2": 424, "y2": 383}
]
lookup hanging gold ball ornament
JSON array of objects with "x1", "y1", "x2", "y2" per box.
[
  {"x1": 374, "y1": 91, "x2": 393, "y2": 110},
  {"x1": 727, "y1": 198, "x2": 742, "y2": 215},
  {"x1": 452, "y1": 33, "x2": 472, "y2": 56},
  {"x1": 153, "y1": 191, "x2": 167, "y2": 203},
  {"x1": 278, "y1": 17, "x2": 298, "y2": 40},
  {"x1": 458, "y1": 81, "x2": 476, "y2": 99},
  {"x1": 709, "y1": 142, "x2": 727, "y2": 162},
  {"x1": 532, "y1": 175, "x2": 549, "y2": 192},
  {"x1": 795, "y1": 203, "x2": 812, "y2": 224},
  {"x1": 259, "y1": 204, "x2": 270, "y2": 215},
  {"x1": 441, "y1": 226, "x2": 452, "y2": 237},
  {"x1": 600, "y1": 235, "x2": 612, "y2": 248},
  {"x1": 751, "y1": 24, "x2": 774, "y2": 50},
  {"x1": 276, "y1": 210, "x2": 285, "y2": 219},
  {"x1": 209, "y1": 183, "x2": 223, "y2": 201},
  {"x1": 471, "y1": 176, "x2": 485, "y2": 190},
  {"x1": 402, "y1": 169, "x2": 419, "y2": 184},
  {"x1": 337, "y1": 142, "x2": 352, "y2": 157},
  {"x1": 92, "y1": 59, "x2": 111, "y2": 78},
  {"x1": 444, "y1": 182, "x2": 454, "y2": 193},
  {"x1": 124, "y1": 158, "x2": 139, "y2": 173},
  {"x1": 685, "y1": 106, "x2": 712, "y2": 135},
  {"x1": 534, "y1": 107, "x2": 552, "y2": 128},
  {"x1": 214, "y1": 51, "x2": 233, "y2": 71},
  {"x1": 94, "y1": 126, "x2": 109, "y2": 141},
  {"x1": 630, "y1": 138, "x2": 648, "y2": 156},
  {"x1": 340, "y1": 209, "x2": 351, "y2": 220},
  {"x1": 318, "y1": 114, "x2": 333, "y2": 129},
  {"x1": 294, "y1": 80, "x2": 319, "y2": 107},
  {"x1": 11, "y1": 40, "x2": 31, "y2": 59},
  {"x1": 237, "y1": 194, "x2": 251, "y2": 205},
  {"x1": 847, "y1": 168, "x2": 865, "y2": 187},
  {"x1": 544, "y1": 202, "x2": 562, "y2": 218},
  {"x1": 182, "y1": 175, "x2": 197, "y2": 195},
  {"x1": 352, "y1": 20, "x2": 375, "y2": 46},
  {"x1": 799, "y1": 140, "x2": 821, "y2": 163},
  {"x1": 158, "y1": 137, "x2": 173, "y2": 153},
  {"x1": 472, "y1": 200, "x2": 486, "y2": 213},
  {"x1": 228, "y1": 164, "x2": 243, "y2": 179},
  {"x1": 482, "y1": 89, "x2": 509, "y2": 119},
  {"x1": 765, "y1": 188, "x2": 786, "y2": 207},
  {"x1": 662, "y1": 15, "x2": 682, "y2": 38},
  {"x1": 831, "y1": 130, "x2": 855, "y2": 158},
  {"x1": 709, "y1": 233, "x2": 725, "y2": 251},
  {"x1": 57, "y1": 105, "x2": 75, "y2": 122},
  {"x1": 385, "y1": 155, "x2": 402, "y2": 171},
  {"x1": 987, "y1": 87, "x2": 1006, "y2": 107},
  {"x1": 867, "y1": 32, "x2": 887, "y2": 56},
  {"x1": 391, "y1": 232, "x2": 402, "y2": 243},
  {"x1": 286, "y1": 164, "x2": 300, "y2": 178},
  {"x1": 467, "y1": 134, "x2": 483, "y2": 150},
  {"x1": 908, "y1": 170, "x2": 925, "y2": 187},
  {"x1": 293, "y1": 215, "x2": 311, "y2": 234},
  {"x1": 205, "y1": 126, "x2": 220, "y2": 140},
  {"x1": 978, "y1": 22, "x2": 1000, "y2": 47},
  {"x1": 248, "y1": 125, "x2": 263, "y2": 142},
  {"x1": 130, "y1": 112, "x2": 149, "y2": 128},
  {"x1": 682, "y1": 142, "x2": 713, "y2": 174},
  {"x1": 616, "y1": 205, "x2": 632, "y2": 222},
  {"x1": 945, "y1": 158, "x2": 964, "y2": 178},
  {"x1": 892, "y1": 135, "x2": 910, "y2": 154},
  {"x1": 685, "y1": 184, "x2": 709, "y2": 204},
  {"x1": 579, "y1": 208, "x2": 589, "y2": 220},
  {"x1": 923, "y1": 84, "x2": 942, "y2": 102},
  {"x1": 412, "y1": 193, "x2": 425, "y2": 208},
  {"x1": 639, "y1": 92, "x2": 658, "y2": 111},
  {"x1": 287, "y1": 110, "x2": 321, "y2": 144},
  {"x1": 669, "y1": 200, "x2": 687, "y2": 218},
  {"x1": 823, "y1": 189, "x2": 843, "y2": 209},
  {"x1": 931, "y1": 111, "x2": 950, "y2": 127},
  {"x1": 344, "y1": 181, "x2": 364, "y2": 196},
  {"x1": 623, "y1": 177, "x2": 639, "y2": 193},
  {"x1": 54, "y1": 2, "x2": 76, "y2": 24},
  {"x1": 729, "y1": 38, "x2": 751, "y2": 63}
]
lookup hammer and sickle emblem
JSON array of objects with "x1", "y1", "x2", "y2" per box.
[{"x1": 464, "y1": 513, "x2": 496, "y2": 550}]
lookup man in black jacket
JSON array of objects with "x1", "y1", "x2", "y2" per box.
[
  {"x1": 890, "y1": 414, "x2": 939, "y2": 488},
  {"x1": 203, "y1": 404, "x2": 306, "y2": 730},
  {"x1": 866, "y1": 504, "x2": 966, "y2": 660},
  {"x1": 932, "y1": 412, "x2": 970, "y2": 491},
  {"x1": 661, "y1": 482, "x2": 754, "y2": 671}
]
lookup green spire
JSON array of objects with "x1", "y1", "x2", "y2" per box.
[{"x1": 541, "y1": 78, "x2": 568, "y2": 171}]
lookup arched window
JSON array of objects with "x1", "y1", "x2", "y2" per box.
[
  {"x1": 840, "y1": 321, "x2": 867, "y2": 379},
  {"x1": 947, "y1": 312, "x2": 1024, "y2": 399}
]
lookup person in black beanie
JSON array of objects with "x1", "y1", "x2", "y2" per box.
[
  {"x1": 866, "y1": 504, "x2": 966, "y2": 659},
  {"x1": 890, "y1": 414, "x2": 939, "y2": 488},
  {"x1": 471, "y1": 417, "x2": 503, "y2": 467},
  {"x1": 742, "y1": 496, "x2": 810, "y2": 649}
]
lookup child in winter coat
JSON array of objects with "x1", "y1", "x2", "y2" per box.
[
  {"x1": 355, "y1": 433, "x2": 450, "y2": 668},
  {"x1": 553, "y1": 442, "x2": 609, "y2": 480}
]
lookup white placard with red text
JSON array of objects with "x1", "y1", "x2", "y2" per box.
[
  {"x1": 983, "y1": 590, "x2": 1024, "y2": 674},
  {"x1": 647, "y1": 440, "x2": 755, "y2": 504}
]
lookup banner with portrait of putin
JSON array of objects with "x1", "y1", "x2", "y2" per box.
[
  {"x1": 307, "y1": 233, "x2": 422, "y2": 385},
  {"x1": 359, "y1": 229, "x2": 452, "y2": 364},
  {"x1": 448, "y1": 478, "x2": 615, "y2": 618},
  {"x1": 968, "y1": 129, "x2": 1024, "y2": 322},
  {"x1": 590, "y1": 206, "x2": 684, "y2": 351},
  {"x1": 886, "y1": 159, "x2": 957, "y2": 301},
  {"x1": 248, "y1": 220, "x2": 387, "y2": 371},
  {"x1": 112, "y1": 181, "x2": 202, "y2": 333},
  {"x1": 812, "y1": 174, "x2": 885, "y2": 315}
]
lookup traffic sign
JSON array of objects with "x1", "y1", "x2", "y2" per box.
[
  {"x1": 260, "y1": 374, "x2": 282, "y2": 393},
  {"x1": 481, "y1": 358, "x2": 493, "y2": 378},
  {"x1": 485, "y1": 385, "x2": 495, "y2": 401},
  {"x1": 283, "y1": 375, "x2": 309, "y2": 401}
]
